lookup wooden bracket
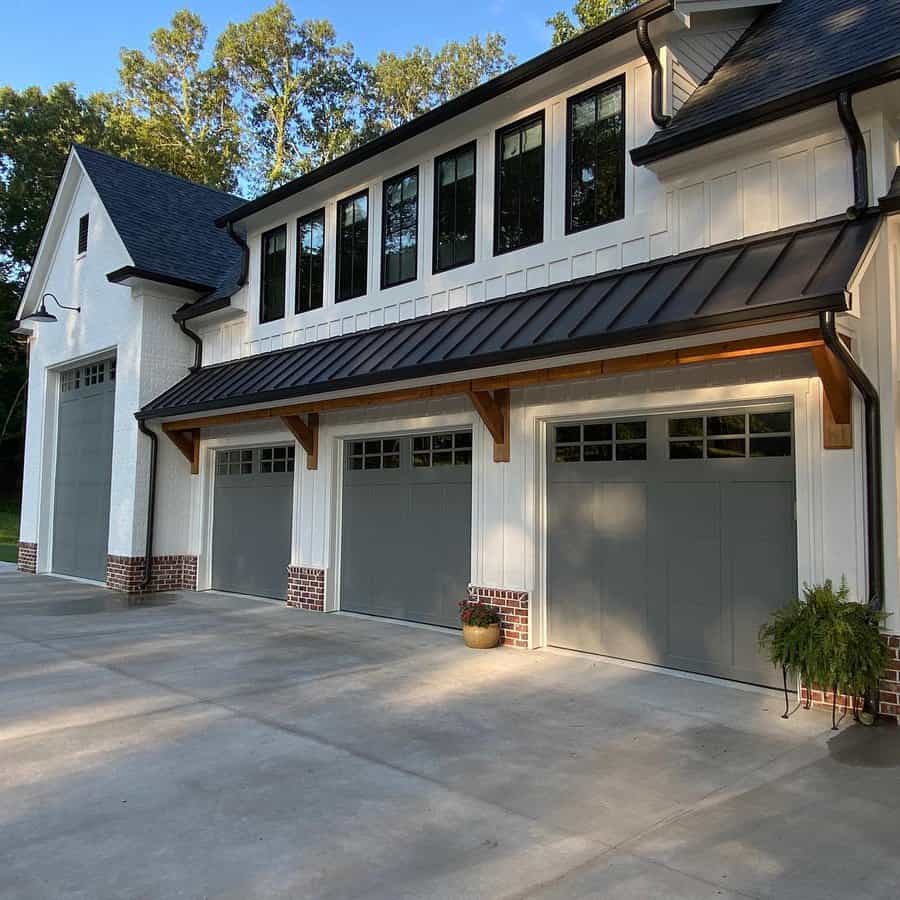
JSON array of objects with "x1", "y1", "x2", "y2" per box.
[
  {"x1": 165, "y1": 428, "x2": 201, "y2": 474},
  {"x1": 468, "y1": 388, "x2": 510, "y2": 462},
  {"x1": 281, "y1": 413, "x2": 319, "y2": 469},
  {"x1": 811, "y1": 345, "x2": 852, "y2": 450}
]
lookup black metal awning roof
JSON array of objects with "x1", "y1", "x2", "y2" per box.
[{"x1": 139, "y1": 213, "x2": 878, "y2": 420}]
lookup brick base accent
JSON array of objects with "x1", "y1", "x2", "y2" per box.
[
  {"x1": 17, "y1": 542, "x2": 37, "y2": 573},
  {"x1": 800, "y1": 634, "x2": 900, "y2": 723},
  {"x1": 105, "y1": 555, "x2": 198, "y2": 593},
  {"x1": 286, "y1": 566, "x2": 325, "y2": 611},
  {"x1": 468, "y1": 585, "x2": 529, "y2": 647}
]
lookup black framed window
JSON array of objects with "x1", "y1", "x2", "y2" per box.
[
  {"x1": 495, "y1": 113, "x2": 544, "y2": 255},
  {"x1": 296, "y1": 209, "x2": 325, "y2": 314},
  {"x1": 433, "y1": 142, "x2": 476, "y2": 273},
  {"x1": 336, "y1": 190, "x2": 368, "y2": 302},
  {"x1": 381, "y1": 168, "x2": 418, "y2": 289},
  {"x1": 77, "y1": 214, "x2": 89, "y2": 255},
  {"x1": 566, "y1": 76, "x2": 625, "y2": 234},
  {"x1": 259, "y1": 224, "x2": 287, "y2": 323}
]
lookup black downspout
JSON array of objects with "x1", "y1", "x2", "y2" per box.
[
  {"x1": 137, "y1": 418, "x2": 158, "y2": 592},
  {"x1": 636, "y1": 18, "x2": 672, "y2": 129},
  {"x1": 227, "y1": 221, "x2": 250, "y2": 287},
  {"x1": 820, "y1": 310, "x2": 884, "y2": 611},
  {"x1": 836, "y1": 91, "x2": 869, "y2": 218},
  {"x1": 179, "y1": 319, "x2": 203, "y2": 372}
]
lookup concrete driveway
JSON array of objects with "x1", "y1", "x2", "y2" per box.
[{"x1": 1, "y1": 566, "x2": 898, "y2": 899}]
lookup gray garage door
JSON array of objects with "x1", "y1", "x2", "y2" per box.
[
  {"x1": 52, "y1": 359, "x2": 116, "y2": 581},
  {"x1": 340, "y1": 431, "x2": 472, "y2": 627},
  {"x1": 547, "y1": 408, "x2": 796, "y2": 688},
  {"x1": 212, "y1": 445, "x2": 294, "y2": 599}
]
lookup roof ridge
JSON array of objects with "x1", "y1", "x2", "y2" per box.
[{"x1": 73, "y1": 144, "x2": 246, "y2": 205}]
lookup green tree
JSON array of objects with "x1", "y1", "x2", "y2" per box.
[
  {"x1": 116, "y1": 9, "x2": 241, "y2": 191},
  {"x1": 366, "y1": 34, "x2": 514, "y2": 133},
  {"x1": 0, "y1": 84, "x2": 106, "y2": 277},
  {"x1": 433, "y1": 34, "x2": 513, "y2": 101},
  {"x1": 216, "y1": 1, "x2": 367, "y2": 189},
  {"x1": 547, "y1": 0, "x2": 637, "y2": 46}
]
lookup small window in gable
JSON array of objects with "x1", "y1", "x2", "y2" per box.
[{"x1": 77, "y1": 214, "x2": 89, "y2": 255}]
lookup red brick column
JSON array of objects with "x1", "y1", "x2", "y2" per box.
[
  {"x1": 17, "y1": 542, "x2": 37, "y2": 573},
  {"x1": 467, "y1": 585, "x2": 529, "y2": 647},
  {"x1": 105, "y1": 555, "x2": 199, "y2": 593},
  {"x1": 800, "y1": 633, "x2": 900, "y2": 723},
  {"x1": 286, "y1": 566, "x2": 325, "y2": 611}
]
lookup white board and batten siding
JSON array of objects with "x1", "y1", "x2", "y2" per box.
[{"x1": 198, "y1": 107, "x2": 879, "y2": 370}]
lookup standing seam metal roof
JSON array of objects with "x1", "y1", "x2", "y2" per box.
[{"x1": 139, "y1": 213, "x2": 878, "y2": 419}]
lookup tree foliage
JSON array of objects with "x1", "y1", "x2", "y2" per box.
[
  {"x1": 547, "y1": 0, "x2": 638, "y2": 47},
  {"x1": 116, "y1": 10, "x2": 242, "y2": 191},
  {"x1": 367, "y1": 34, "x2": 514, "y2": 133}
]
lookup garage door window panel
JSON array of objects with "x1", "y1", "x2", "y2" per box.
[
  {"x1": 412, "y1": 431, "x2": 472, "y2": 467},
  {"x1": 554, "y1": 420, "x2": 647, "y2": 462},
  {"x1": 669, "y1": 412, "x2": 792, "y2": 460},
  {"x1": 348, "y1": 439, "x2": 400, "y2": 470}
]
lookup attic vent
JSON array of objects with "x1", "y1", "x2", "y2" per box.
[{"x1": 77, "y1": 214, "x2": 89, "y2": 255}]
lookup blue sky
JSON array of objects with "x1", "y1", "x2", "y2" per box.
[{"x1": 2, "y1": 0, "x2": 562, "y2": 94}]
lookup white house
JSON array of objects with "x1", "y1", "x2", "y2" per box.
[{"x1": 12, "y1": 0, "x2": 900, "y2": 717}]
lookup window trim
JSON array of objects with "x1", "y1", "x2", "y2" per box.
[
  {"x1": 493, "y1": 110, "x2": 546, "y2": 257},
  {"x1": 432, "y1": 139, "x2": 478, "y2": 275},
  {"x1": 564, "y1": 74, "x2": 626, "y2": 236},
  {"x1": 295, "y1": 207, "x2": 326, "y2": 315},
  {"x1": 335, "y1": 188, "x2": 370, "y2": 303},
  {"x1": 380, "y1": 166, "x2": 419, "y2": 291},
  {"x1": 259, "y1": 223, "x2": 287, "y2": 324}
]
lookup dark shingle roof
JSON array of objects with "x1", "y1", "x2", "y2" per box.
[
  {"x1": 75, "y1": 146, "x2": 246, "y2": 294},
  {"x1": 140, "y1": 213, "x2": 877, "y2": 419},
  {"x1": 633, "y1": 0, "x2": 900, "y2": 165}
]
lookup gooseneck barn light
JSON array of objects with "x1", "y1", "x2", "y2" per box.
[{"x1": 22, "y1": 292, "x2": 81, "y2": 323}]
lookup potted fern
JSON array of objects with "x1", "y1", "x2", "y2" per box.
[
  {"x1": 459, "y1": 598, "x2": 501, "y2": 649},
  {"x1": 760, "y1": 579, "x2": 889, "y2": 728}
]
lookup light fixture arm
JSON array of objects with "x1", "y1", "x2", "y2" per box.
[{"x1": 42, "y1": 292, "x2": 80, "y2": 313}]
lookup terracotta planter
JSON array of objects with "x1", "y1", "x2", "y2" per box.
[{"x1": 463, "y1": 622, "x2": 501, "y2": 649}]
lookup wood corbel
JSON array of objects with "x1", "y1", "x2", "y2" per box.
[
  {"x1": 811, "y1": 344, "x2": 852, "y2": 450},
  {"x1": 166, "y1": 428, "x2": 201, "y2": 474},
  {"x1": 281, "y1": 413, "x2": 319, "y2": 469},
  {"x1": 468, "y1": 388, "x2": 510, "y2": 462}
]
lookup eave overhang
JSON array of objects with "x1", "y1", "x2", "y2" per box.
[
  {"x1": 632, "y1": 56, "x2": 900, "y2": 167},
  {"x1": 106, "y1": 265, "x2": 215, "y2": 294},
  {"x1": 173, "y1": 295, "x2": 232, "y2": 322},
  {"x1": 879, "y1": 168, "x2": 900, "y2": 214},
  {"x1": 139, "y1": 212, "x2": 879, "y2": 422}
]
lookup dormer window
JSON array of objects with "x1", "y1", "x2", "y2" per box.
[{"x1": 77, "y1": 214, "x2": 89, "y2": 255}]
